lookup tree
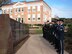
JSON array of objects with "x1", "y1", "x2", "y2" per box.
[{"x1": 0, "y1": 0, "x2": 11, "y2": 7}]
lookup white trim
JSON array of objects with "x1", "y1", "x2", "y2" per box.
[
  {"x1": 13, "y1": 2, "x2": 24, "y2": 6},
  {"x1": 13, "y1": 5, "x2": 25, "y2": 8},
  {"x1": 27, "y1": 3, "x2": 43, "y2": 6},
  {"x1": 28, "y1": 14, "x2": 31, "y2": 18},
  {"x1": 18, "y1": 15, "x2": 20, "y2": 18},
  {"x1": 2, "y1": 7, "x2": 12, "y2": 10},
  {"x1": 21, "y1": 13, "x2": 24, "y2": 15},
  {"x1": 13, "y1": 2, "x2": 26, "y2": 8}
]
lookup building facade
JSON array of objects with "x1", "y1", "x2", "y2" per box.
[{"x1": 1, "y1": 1, "x2": 51, "y2": 24}]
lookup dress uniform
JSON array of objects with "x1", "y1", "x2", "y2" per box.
[
  {"x1": 43, "y1": 23, "x2": 47, "y2": 39},
  {"x1": 53, "y1": 24, "x2": 60, "y2": 49},
  {"x1": 47, "y1": 24, "x2": 52, "y2": 42},
  {"x1": 48, "y1": 23, "x2": 55, "y2": 44},
  {"x1": 55, "y1": 20, "x2": 64, "y2": 54},
  {"x1": 43, "y1": 21, "x2": 49, "y2": 40}
]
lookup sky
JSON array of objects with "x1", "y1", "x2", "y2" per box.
[{"x1": 11, "y1": 0, "x2": 72, "y2": 18}]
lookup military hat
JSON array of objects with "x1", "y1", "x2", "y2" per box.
[
  {"x1": 56, "y1": 19, "x2": 60, "y2": 22},
  {"x1": 59, "y1": 19, "x2": 64, "y2": 22},
  {"x1": 56, "y1": 19, "x2": 64, "y2": 22},
  {"x1": 52, "y1": 20, "x2": 56, "y2": 22},
  {"x1": 47, "y1": 20, "x2": 49, "y2": 22}
]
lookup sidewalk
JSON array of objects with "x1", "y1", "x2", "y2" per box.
[{"x1": 15, "y1": 34, "x2": 69, "y2": 54}]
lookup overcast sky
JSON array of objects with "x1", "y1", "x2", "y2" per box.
[{"x1": 11, "y1": 0, "x2": 72, "y2": 18}]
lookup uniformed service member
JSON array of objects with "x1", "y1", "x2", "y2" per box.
[
  {"x1": 42, "y1": 19, "x2": 64, "y2": 54},
  {"x1": 55, "y1": 19, "x2": 64, "y2": 54},
  {"x1": 42, "y1": 20, "x2": 49, "y2": 39}
]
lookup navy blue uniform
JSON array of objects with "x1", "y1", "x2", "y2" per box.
[{"x1": 56, "y1": 24, "x2": 64, "y2": 54}]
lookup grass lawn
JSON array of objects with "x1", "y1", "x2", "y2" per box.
[{"x1": 35, "y1": 29, "x2": 43, "y2": 34}]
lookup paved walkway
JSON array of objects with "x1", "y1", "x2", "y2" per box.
[{"x1": 15, "y1": 34, "x2": 69, "y2": 54}]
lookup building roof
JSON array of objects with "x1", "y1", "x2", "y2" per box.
[
  {"x1": 1, "y1": 1, "x2": 51, "y2": 10},
  {"x1": 2, "y1": 2, "x2": 17, "y2": 7}
]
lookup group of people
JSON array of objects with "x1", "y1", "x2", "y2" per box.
[{"x1": 42, "y1": 19, "x2": 64, "y2": 54}]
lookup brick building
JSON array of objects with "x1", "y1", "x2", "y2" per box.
[{"x1": 1, "y1": 0, "x2": 51, "y2": 24}]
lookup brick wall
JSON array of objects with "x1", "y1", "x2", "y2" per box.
[{"x1": 0, "y1": 14, "x2": 29, "y2": 54}]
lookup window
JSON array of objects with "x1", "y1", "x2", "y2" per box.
[
  {"x1": 37, "y1": 6, "x2": 40, "y2": 11},
  {"x1": 16, "y1": 18, "x2": 17, "y2": 21},
  {"x1": 28, "y1": 18, "x2": 30, "y2": 20},
  {"x1": 22, "y1": 18, "x2": 23, "y2": 23},
  {"x1": 32, "y1": 9, "x2": 36, "y2": 12},
  {"x1": 32, "y1": 14, "x2": 35, "y2": 18},
  {"x1": 22, "y1": 8, "x2": 24, "y2": 11},
  {"x1": 38, "y1": 18, "x2": 40, "y2": 20},
  {"x1": 4, "y1": 10, "x2": 6, "y2": 14},
  {"x1": 28, "y1": 9, "x2": 30, "y2": 12},
  {"x1": 28, "y1": 7, "x2": 31, "y2": 12},
  {"x1": 18, "y1": 8, "x2": 20, "y2": 12},
  {"x1": 28, "y1": 14, "x2": 31, "y2": 18},
  {"x1": 16, "y1": 8, "x2": 17, "y2": 12},
  {"x1": 18, "y1": 18, "x2": 21, "y2": 22},
  {"x1": 37, "y1": 14, "x2": 40, "y2": 21},
  {"x1": 43, "y1": 15, "x2": 47, "y2": 22},
  {"x1": 33, "y1": 18, "x2": 35, "y2": 20},
  {"x1": 32, "y1": 14, "x2": 35, "y2": 21},
  {"x1": 38, "y1": 14, "x2": 40, "y2": 17},
  {"x1": 10, "y1": 9, "x2": 12, "y2": 14},
  {"x1": 32, "y1": 6, "x2": 36, "y2": 12}
]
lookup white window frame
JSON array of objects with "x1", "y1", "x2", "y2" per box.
[
  {"x1": 28, "y1": 14, "x2": 31, "y2": 21},
  {"x1": 37, "y1": 6, "x2": 40, "y2": 11},
  {"x1": 10, "y1": 9, "x2": 12, "y2": 14},
  {"x1": 32, "y1": 14, "x2": 35, "y2": 21},
  {"x1": 32, "y1": 6, "x2": 36, "y2": 12},
  {"x1": 22, "y1": 8, "x2": 24, "y2": 12},
  {"x1": 37, "y1": 14, "x2": 41, "y2": 21},
  {"x1": 28, "y1": 18, "x2": 31, "y2": 21},
  {"x1": 18, "y1": 8, "x2": 20, "y2": 12},
  {"x1": 28, "y1": 7, "x2": 31, "y2": 12}
]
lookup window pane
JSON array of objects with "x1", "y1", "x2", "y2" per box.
[
  {"x1": 28, "y1": 18, "x2": 30, "y2": 20},
  {"x1": 32, "y1": 9, "x2": 36, "y2": 12},
  {"x1": 33, "y1": 18, "x2": 35, "y2": 20},
  {"x1": 38, "y1": 18, "x2": 40, "y2": 20},
  {"x1": 16, "y1": 9, "x2": 17, "y2": 12},
  {"x1": 28, "y1": 14, "x2": 31, "y2": 18},
  {"x1": 22, "y1": 8, "x2": 24, "y2": 11},
  {"x1": 18, "y1": 18, "x2": 20, "y2": 22},
  {"x1": 18, "y1": 8, "x2": 20, "y2": 12},
  {"x1": 16, "y1": 18, "x2": 17, "y2": 21},
  {"x1": 22, "y1": 18, "x2": 23, "y2": 23},
  {"x1": 32, "y1": 6, "x2": 36, "y2": 12},
  {"x1": 28, "y1": 9, "x2": 30, "y2": 12},
  {"x1": 37, "y1": 6, "x2": 40, "y2": 11},
  {"x1": 4, "y1": 10, "x2": 6, "y2": 14}
]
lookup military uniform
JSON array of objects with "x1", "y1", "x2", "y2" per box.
[
  {"x1": 43, "y1": 24, "x2": 47, "y2": 39},
  {"x1": 53, "y1": 24, "x2": 60, "y2": 49},
  {"x1": 55, "y1": 24, "x2": 64, "y2": 54},
  {"x1": 42, "y1": 23, "x2": 51, "y2": 41},
  {"x1": 58, "y1": 24, "x2": 64, "y2": 54}
]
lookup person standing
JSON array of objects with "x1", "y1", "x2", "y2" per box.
[
  {"x1": 58, "y1": 20, "x2": 64, "y2": 54},
  {"x1": 42, "y1": 20, "x2": 49, "y2": 39},
  {"x1": 55, "y1": 19, "x2": 64, "y2": 54},
  {"x1": 54, "y1": 20, "x2": 60, "y2": 50}
]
